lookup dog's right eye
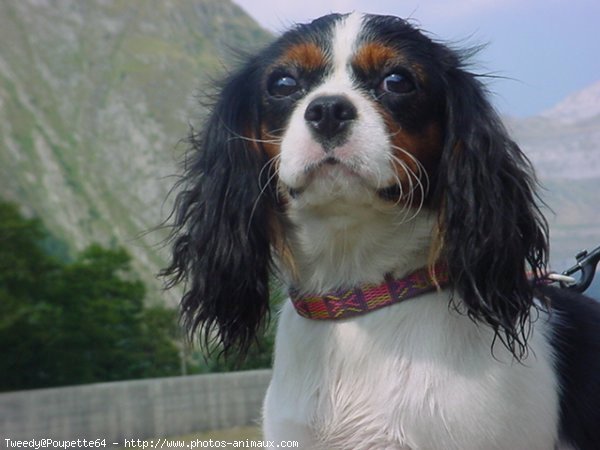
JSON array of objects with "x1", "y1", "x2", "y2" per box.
[
  {"x1": 268, "y1": 74, "x2": 300, "y2": 98},
  {"x1": 380, "y1": 72, "x2": 416, "y2": 95}
]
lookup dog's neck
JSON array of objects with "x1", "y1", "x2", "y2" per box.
[{"x1": 284, "y1": 194, "x2": 435, "y2": 294}]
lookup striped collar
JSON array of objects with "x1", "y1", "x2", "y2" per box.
[{"x1": 290, "y1": 265, "x2": 449, "y2": 320}]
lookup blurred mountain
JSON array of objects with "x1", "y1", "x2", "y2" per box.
[
  {"x1": 507, "y1": 81, "x2": 600, "y2": 181},
  {"x1": 0, "y1": 0, "x2": 270, "y2": 304},
  {"x1": 541, "y1": 80, "x2": 600, "y2": 125},
  {"x1": 506, "y1": 80, "x2": 600, "y2": 272}
]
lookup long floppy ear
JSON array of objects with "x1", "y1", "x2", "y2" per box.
[
  {"x1": 162, "y1": 59, "x2": 280, "y2": 357},
  {"x1": 434, "y1": 65, "x2": 549, "y2": 359}
]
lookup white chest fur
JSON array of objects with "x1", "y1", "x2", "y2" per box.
[{"x1": 263, "y1": 292, "x2": 559, "y2": 450}]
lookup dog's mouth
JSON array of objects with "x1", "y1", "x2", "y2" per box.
[
  {"x1": 285, "y1": 158, "x2": 404, "y2": 203},
  {"x1": 288, "y1": 183, "x2": 404, "y2": 202},
  {"x1": 285, "y1": 156, "x2": 360, "y2": 198},
  {"x1": 310, "y1": 156, "x2": 347, "y2": 171}
]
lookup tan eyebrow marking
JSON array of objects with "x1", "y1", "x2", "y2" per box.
[
  {"x1": 353, "y1": 42, "x2": 428, "y2": 84},
  {"x1": 280, "y1": 42, "x2": 327, "y2": 70},
  {"x1": 353, "y1": 43, "x2": 399, "y2": 73}
]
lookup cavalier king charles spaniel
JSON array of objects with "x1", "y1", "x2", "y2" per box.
[{"x1": 163, "y1": 12, "x2": 600, "y2": 450}]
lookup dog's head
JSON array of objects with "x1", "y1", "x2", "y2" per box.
[{"x1": 163, "y1": 13, "x2": 548, "y2": 359}]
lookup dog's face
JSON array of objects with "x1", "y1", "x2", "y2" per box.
[
  {"x1": 164, "y1": 12, "x2": 549, "y2": 359},
  {"x1": 259, "y1": 13, "x2": 444, "y2": 209}
]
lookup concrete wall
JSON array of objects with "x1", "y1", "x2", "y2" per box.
[{"x1": 0, "y1": 370, "x2": 272, "y2": 447}]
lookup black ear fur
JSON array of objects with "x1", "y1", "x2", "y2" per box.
[
  {"x1": 162, "y1": 60, "x2": 279, "y2": 357},
  {"x1": 435, "y1": 65, "x2": 549, "y2": 359}
]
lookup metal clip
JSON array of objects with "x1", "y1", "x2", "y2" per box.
[{"x1": 561, "y1": 246, "x2": 600, "y2": 293}]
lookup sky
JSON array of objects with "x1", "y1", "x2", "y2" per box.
[{"x1": 233, "y1": 0, "x2": 600, "y2": 117}]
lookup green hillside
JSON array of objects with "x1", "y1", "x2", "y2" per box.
[{"x1": 0, "y1": 0, "x2": 270, "y2": 303}]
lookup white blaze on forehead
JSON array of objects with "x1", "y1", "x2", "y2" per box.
[
  {"x1": 278, "y1": 11, "x2": 395, "y2": 195},
  {"x1": 330, "y1": 12, "x2": 364, "y2": 80}
]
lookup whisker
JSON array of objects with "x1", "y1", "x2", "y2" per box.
[
  {"x1": 218, "y1": 120, "x2": 284, "y2": 145},
  {"x1": 229, "y1": 134, "x2": 282, "y2": 145},
  {"x1": 216, "y1": 122, "x2": 285, "y2": 228},
  {"x1": 385, "y1": 151, "x2": 427, "y2": 224},
  {"x1": 258, "y1": 154, "x2": 280, "y2": 190},
  {"x1": 247, "y1": 154, "x2": 281, "y2": 234},
  {"x1": 391, "y1": 145, "x2": 430, "y2": 193}
]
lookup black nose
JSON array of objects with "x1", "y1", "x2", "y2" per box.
[{"x1": 304, "y1": 95, "x2": 357, "y2": 146}]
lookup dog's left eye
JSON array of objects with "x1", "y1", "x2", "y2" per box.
[
  {"x1": 381, "y1": 73, "x2": 416, "y2": 95},
  {"x1": 268, "y1": 74, "x2": 300, "y2": 98}
]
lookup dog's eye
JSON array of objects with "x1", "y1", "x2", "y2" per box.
[
  {"x1": 381, "y1": 73, "x2": 415, "y2": 95},
  {"x1": 268, "y1": 75, "x2": 300, "y2": 98}
]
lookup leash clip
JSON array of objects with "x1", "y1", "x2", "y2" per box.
[{"x1": 560, "y1": 246, "x2": 600, "y2": 293}]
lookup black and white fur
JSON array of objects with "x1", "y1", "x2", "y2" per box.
[{"x1": 163, "y1": 12, "x2": 600, "y2": 449}]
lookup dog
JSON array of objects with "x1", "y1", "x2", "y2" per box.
[{"x1": 163, "y1": 12, "x2": 600, "y2": 449}]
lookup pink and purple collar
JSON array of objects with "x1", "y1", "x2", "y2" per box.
[{"x1": 290, "y1": 265, "x2": 449, "y2": 320}]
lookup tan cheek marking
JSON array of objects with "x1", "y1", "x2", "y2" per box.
[
  {"x1": 379, "y1": 107, "x2": 442, "y2": 204},
  {"x1": 280, "y1": 42, "x2": 327, "y2": 71},
  {"x1": 244, "y1": 126, "x2": 281, "y2": 192},
  {"x1": 391, "y1": 121, "x2": 442, "y2": 175},
  {"x1": 353, "y1": 43, "x2": 399, "y2": 73},
  {"x1": 259, "y1": 124, "x2": 281, "y2": 159}
]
